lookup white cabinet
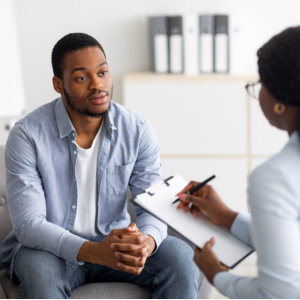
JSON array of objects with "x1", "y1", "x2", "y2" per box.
[{"x1": 123, "y1": 73, "x2": 288, "y2": 212}]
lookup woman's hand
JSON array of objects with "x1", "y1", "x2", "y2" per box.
[
  {"x1": 194, "y1": 237, "x2": 228, "y2": 284},
  {"x1": 177, "y1": 182, "x2": 238, "y2": 230}
]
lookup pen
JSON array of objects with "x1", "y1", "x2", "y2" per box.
[{"x1": 172, "y1": 174, "x2": 216, "y2": 204}]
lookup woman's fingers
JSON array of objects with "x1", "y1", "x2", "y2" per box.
[
  {"x1": 204, "y1": 237, "x2": 215, "y2": 249},
  {"x1": 191, "y1": 205, "x2": 199, "y2": 218},
  {"x1": 177, "y1": 193, "x2": 205, "y2": 209}
]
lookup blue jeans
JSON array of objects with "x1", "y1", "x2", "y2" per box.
[{"x1": 13, "y1": 235, "x2": 200, "y2": 298}]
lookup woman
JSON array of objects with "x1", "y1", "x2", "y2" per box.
[{"x1": 177, "y1": 26, "x2": 300, "y2": 298}]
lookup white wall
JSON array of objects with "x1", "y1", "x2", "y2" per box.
[
  {"x1": 0, "y1": 0, "x2": 25, "y2": 117},
  {"x1": 12, "y1": 0, "x2": 300, "y2": 112}
]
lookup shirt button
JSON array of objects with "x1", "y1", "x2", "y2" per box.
[
  {"x1": 73, "y1": 150, "x2": 77, "y2": 155},
  {"x1": 72, "y1": 205, "x2": 76, "y2": 210},
  {"x1": 72, "y1": 132, "x2": 76, "y2": 137}
]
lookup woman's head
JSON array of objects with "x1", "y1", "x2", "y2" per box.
[{"x1": 257, "y1": 26, "x2": 300, "y2": 136}]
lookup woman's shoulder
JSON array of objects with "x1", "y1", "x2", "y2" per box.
[
  {"x1": 249, "y1": 135, "x2": 300, "y2": 213},
  {"x1": 251, "y1": 133, "x2": 300, "y2": 182}
]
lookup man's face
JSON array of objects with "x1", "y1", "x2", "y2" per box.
[{"x1": 58, "y1": 46, "x2": 112, "y2": 118}]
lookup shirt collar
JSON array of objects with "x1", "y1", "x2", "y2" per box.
[
  {"x1": 55, "y1": 98, "x2": 117, "y2": 139},
  {"x1": 104, "y1": 104, "x2": 117, "y2": 135},
  {"x1": 55, "y1": 98, "x2": 75, "y2": 139}
]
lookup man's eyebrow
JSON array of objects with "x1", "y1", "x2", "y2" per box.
[
  {"x1": 70, "y1": 61, "x2": 108, "y2": 74},
  {"x1": 97, "y1": 61, "x2": 108, "y2": 68}
]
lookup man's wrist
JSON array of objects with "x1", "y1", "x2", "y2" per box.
[
  {"x1": 77, "y1": 241, "x2": 100, "y2": 264},
  {"x1": 146, "y1": 234, "x2": 156, "y2": 256}
]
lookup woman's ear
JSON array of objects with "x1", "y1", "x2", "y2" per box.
[
  {"x1": 52, "y1": 76, "x2": 63, "y2": 94},
  {"x1": 273, "y1": 103, "x2": 286, "y2": 115}
]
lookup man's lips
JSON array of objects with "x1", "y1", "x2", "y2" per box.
[{"x1": 88, "y1": 92, "x2": 109, "y2": 104}]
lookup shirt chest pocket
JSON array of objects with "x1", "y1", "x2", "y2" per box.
[{"x1": 105, "y1": 161, "x2": 135, "y2": 195}]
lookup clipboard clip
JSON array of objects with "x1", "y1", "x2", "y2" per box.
[{"x1": 144, "y1": 176, "x2": 174, "y2": 196}]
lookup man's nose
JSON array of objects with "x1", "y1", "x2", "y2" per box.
[{"x1": 89, "y1": 75, "x2": 104, "y2": 90}]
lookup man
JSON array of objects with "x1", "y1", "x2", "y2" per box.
[{"x1": 0, "y1": 33, "x2": 200, "y2": 298}]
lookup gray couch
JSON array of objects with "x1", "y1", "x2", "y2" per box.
[{"x1": 0, "y1": 145, "x2": 212, "y2": 298}]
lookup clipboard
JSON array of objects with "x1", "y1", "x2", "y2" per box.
[{"x1": 131, "y1": 174, "x2": 254, "y2": 269}]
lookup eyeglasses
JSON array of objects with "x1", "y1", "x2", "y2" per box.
[{"x1": 245, "y1": 80, "x2": 261, "y2": 99}]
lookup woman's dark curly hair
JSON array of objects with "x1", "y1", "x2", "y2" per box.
[{"x1": 257, "y1": 26, "x2": 300, "y2": 137}]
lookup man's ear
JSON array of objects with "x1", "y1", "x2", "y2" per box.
[{"x1": 52, "y1": 76, "x2": 63, "y2": 94}]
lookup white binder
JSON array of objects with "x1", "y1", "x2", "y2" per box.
[
  {"x1": 214, "y1": 15, "x2": 229, "y2": 73},
  {"x1": 183, "y1": 14, "x2": 199, "y2": 75},
  {"x1": 168, "y1": 16, "x2": 183, "y2": 74},
  {"x1": 154, "y1": 34, "x2": 168, "y2": 73},
  {"x1": 199, "y1": 15, "x2": 214, "y2": 73},
  {"x1": 132, "y1": 174, "x2": 253, "y2": 269},
  {"x1": 149, "y1": 16, "x2": 169, "y2": 73}
]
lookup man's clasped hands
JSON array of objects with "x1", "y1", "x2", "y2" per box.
[{"x1": 86, "y1": 223, "x2": 156, "y2": 275}]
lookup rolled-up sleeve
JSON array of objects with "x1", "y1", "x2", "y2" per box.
[
  {"x1": 129, "y1": 119, "x2": 167, "y2": 250},
  {"x1": 5, "y1": 123, "x2": 86, "y2": 264}
]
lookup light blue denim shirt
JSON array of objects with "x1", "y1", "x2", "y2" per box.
[
  {"x1": 214, "y1": 132, "x2": 300, "y2": 298},
  {"x1": 0, "y1": 98, "x2": 167, "y2": 275}
]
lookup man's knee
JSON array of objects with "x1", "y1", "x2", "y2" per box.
[
  {"x1": 147, "y1": 236, "x2": 200, "y2": 298},
  {"x1": 155, "y1": 236, "x2": 200, "y2": 279},
  {"x1": 13, "y1": 247, "x2": 71, "y2": 298}
]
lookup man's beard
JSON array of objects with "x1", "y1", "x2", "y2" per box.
[{"x1": 62, "y1": 86, "x2": 112, "y2": 118}]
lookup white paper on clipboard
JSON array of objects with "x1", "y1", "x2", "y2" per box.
[{"x1": 132, "y1": 174, "x2": 253, "y2": 269}]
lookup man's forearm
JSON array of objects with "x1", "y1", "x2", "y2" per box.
[{"x1": 14, "y1": 216, "x2": 86, "y2": 264}]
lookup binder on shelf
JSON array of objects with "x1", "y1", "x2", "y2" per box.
[
  {"x1": 183, "y1": 14, "x2": 199, "y2": 75},
  {"x1": 149, "y1": 16, "x2": 169, "y2": 73},
  {"x1": 131, "y1": 174, "x2": 254, "y2": 269},
  {"x1": 168, "y1": 16, "x2": 183, "y2": 74},
  {"x1": 214, "y1": 15, "x2": 229, "y2": 73},
  {"x1": 229, "y1": 15, "x2": 245, "y2": 75},
  {"x1": 199, "y1": 15, "x2": 214, "y2": 73}
]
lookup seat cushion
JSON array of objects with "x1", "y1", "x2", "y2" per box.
[
  {"x1": 0, "y1": 145, "x2": 6, "y2": 199},
  {"x1": 0, "y1": 280, "x2": 6, "y2": 299},
  {"x1": 0, "y1": 270, "x2": 21, "y2": 298},
  {"x1": 0, "y1": 199, "x2": 12, "y2": 246},
  {"x1": 0, "y1": 269, "x2": 150, "y2": 299},
  {"x1": 71, "y1": 282, "x2": 150, "y2": 299},
  {"x1": 0, "y1": 199, "x2": 13, "y2": 270}
]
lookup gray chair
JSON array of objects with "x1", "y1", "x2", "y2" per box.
[{"x1": 0, "y1": 145, "x2": 212, "y2": 298}]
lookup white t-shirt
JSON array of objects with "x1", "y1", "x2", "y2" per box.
[{"x1": 73, "y1": 125, "x2": 102, "y2": 237}]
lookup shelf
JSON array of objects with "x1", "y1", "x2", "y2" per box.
[{"x1": 123, "y1": 72, "x2": 258, "y2": 83}]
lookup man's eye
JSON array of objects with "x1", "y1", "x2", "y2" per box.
[
  {"x1": 99, "y1": 71, "x2": 108, "y2": 77},
  {"x1": 77, "y1": 76, "x2": 86, "y2": 81}
]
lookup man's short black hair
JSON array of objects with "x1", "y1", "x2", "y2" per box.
[{"x1": 51, "y1": 33, "x2": 106, "y2": 79}]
